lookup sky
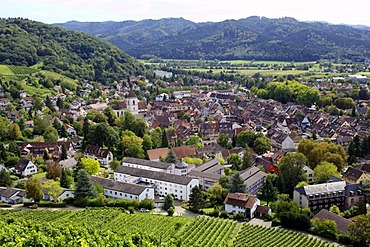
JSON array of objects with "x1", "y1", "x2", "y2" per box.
[{"x1": 1, "y1": 0, "x2": 370, "y2": 26}]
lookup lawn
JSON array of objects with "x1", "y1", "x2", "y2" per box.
[
  {"x1": 0, "y1": 65, "x2": 15, "y2": 76},
  {"x1": 32, "y1": 172, "x2": 46, "y2": 179}
]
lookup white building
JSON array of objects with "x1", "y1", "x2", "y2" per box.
[
  {"x1": 14, "y1": 159, "x2": 37, "y2": 177},
  {"x1": 91, "y1": 176, "x2": 154, "y2": 202},
  {"x1": 112, "y1": 91, "x2": 139, "y2": 117},
  {"x1": 155, "y1": 93, "x2": 169, "y2": 101},
  {"x1": 114, "y1": 166, "x2": 199, "y2": 201},
  {"x1": 240, "y1": 167, "x2": 267, "y2": 195},
  {"x1": 224, "y1": 193, "x2": 260, "y2": 219},
  {"x1": 0, "y1": 187, "x2": 27, "y2": 204},
  {"x1": 303, "y1": 165, "x2": 314, "y2": 184},
  {"x1": 188, "y1": 159, "x2": 224, "y2": 190}
]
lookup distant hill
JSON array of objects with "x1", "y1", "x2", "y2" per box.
[
  {"x1": 55, "y1": 16, "x2": 370, "y2": 62},
  {"x1": 0, "y1": 18, "x2": 144, "y2": 84}
]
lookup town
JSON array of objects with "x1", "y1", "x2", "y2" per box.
[{"x1": 1, "y1": 63, "x2": 370, "y2": 246}]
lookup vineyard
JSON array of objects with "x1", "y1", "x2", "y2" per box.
[
  {"x1": 0, "y1": 209, "x2": 338, "y2": 247},
  {"x1": 7, "y1": 65, "x2": 39, "y2": 75}
]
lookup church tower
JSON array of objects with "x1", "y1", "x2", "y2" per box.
[{"x1": 125, "y1": 91, "x2": 139, "y2": 114}]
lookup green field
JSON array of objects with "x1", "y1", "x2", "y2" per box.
[{"x1": 0, "y1": 208, "x2": 337, "y2": 246}]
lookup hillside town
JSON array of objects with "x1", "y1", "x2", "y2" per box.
[{"x1": 0, "y1": 69, "x2": 370, "y2": 246}]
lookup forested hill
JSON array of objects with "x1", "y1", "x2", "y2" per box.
[
  {"x1": 0, "y1": 18, "x2": 144, "y2": 84},
  {"x1": 56, "y1": 16, "x2": 370, "y2": 62}
]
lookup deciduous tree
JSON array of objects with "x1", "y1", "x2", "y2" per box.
[
  {"x1": 314, "y1": 161, "x2": 340, "y2": 183},
  {"x1": 26, "y1": 177, "x2": 43, "y2": 202},
  {"x1": 78, "y1": 157, "x2": 100, "y2": 175},
  {"x1": 43, "y1": 179, "x2": 63, "y2": 203}
]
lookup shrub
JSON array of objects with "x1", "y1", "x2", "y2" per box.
[
  {"x1": 128, "y1": 206, "x2": 135, "y2": 214},
  {"x1": 211, "y1": 208, "x2": 220, "y2": 217},
  {"x1": 139, "y1": 198, "x2": 154, "y2": 210},
  {"x1": 167, "y1": 207, "x2": 175, "y2": 216},
  {"x1": 220, "y1": 211, "x2": 229, "y2": 219},
  {"x1": 272, "y1": 217, "x2": 281, "y2": 227},
  {"x1": 234, "y1": 213, "x2": 245, "y2": 221},
  {"x1": 37, "y1": 201, "x2": 66, "y2": 208}
]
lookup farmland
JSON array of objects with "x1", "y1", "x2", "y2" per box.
[{"x1": 0, "y1": 208, "x2": 338, "y2": 246}]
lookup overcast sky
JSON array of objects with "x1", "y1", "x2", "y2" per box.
[{"x1": 1, "y1": 0, "x2": 370, "y2": 26}]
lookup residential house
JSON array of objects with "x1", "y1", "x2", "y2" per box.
[
  {"x1": 293, "y1": 181, "x2": 346, "y2": 211},
  {"x1": 84, "y1": 145, "x2": 113, "y2": 166},
  {"x1": 188, "y1": 159, "x2": 224, "y2": 189},
  {"x1": 91, "y1": 176, "x2": 154, "y2": 202},
  {"x1": 18, "y1": 142, "x2": 71, "y2": 160},
  {"x1": 255, "y1": 205, "x2": 272, "y2": 219},
  {"x1": 114, "y1": 166, "x2": 199, "y2": 200},
  {"x1": 172, "y1": 145, "x2": 197, "y2": 160},
  {"x1": 303, "y1": 165, "x2": 315, "y2": 184},
  {"x1": 343, "y1": 167, "x2": 369, "y2": 184},
  {"x1": 345, "y1": 183, "x2": 365, "y2": 209},
  {"x1": 239, "y1": 167, "x2": 267, "y2": 195},
  {"x1": 14, "y1": 159, "x2": 37, "y2": 177},
  {"x1": 224, "y1": 192, "x2": 260, "y2": 219},
  {"x1": 59, "y1": 158, "x2": 77, "y2": 170},
  {"x1": 313, "y1": 209, "x2": 352, "y2": 234},
  {"x1": 0, "y1": 187, "x2": 27, "y2": 204}
]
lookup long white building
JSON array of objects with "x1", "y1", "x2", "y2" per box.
[
  {"x1": 91, "y1": 176, "x2": 154, "y2": 201},
  {"x1": 114, "y1": 166, "x2": 199, "y2": 201}
]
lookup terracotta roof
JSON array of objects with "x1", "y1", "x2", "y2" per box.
[
  {"x1": 113, "y1": 101, "x2": 127, "y2": 110},
  {"x1": 147, "y1": 148, "x2": 170, "y2": 161},
  {"x1": 171, "y1": 145, "x2": 197, "y2": 159},
  {"x1": 256, "y1": 205, "x2": 270, "y2": 214},
  {"x1": 313, "y1": 209, "x2": 352, "y2": 234},
  {"x1": 224, "y1": 192, "x2": 257, "y2": 209}
]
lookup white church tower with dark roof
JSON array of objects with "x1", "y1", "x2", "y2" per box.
[{"x1": 125, "y1": 91, "x2": 139, "y2": 114}]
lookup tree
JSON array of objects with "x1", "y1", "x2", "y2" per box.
[
  {"x1": 295, "y1": 181, "x2": 309, "y2": 188},
  {"x1": 60, "y1": 144, "x2": 68, "y2": 160},
  {"x1": 120, "y1": 130, "x2": 145, "y2": 158},
  {"x1": 236, "y1": 130, "x2": 255, "y2": 148},
  {"x1": 227, "y1": 153, "x2": 242, "y2": 170},
  {"x1": 0, "y1": 116, "x2": 10, "y2": 141},
  {"x1": 43, "y1": 180, "x2": 63, "y2": 203},
  {"x1": 188, "y1": 186, "x2": 206, "y2": 212},
  {"x1": 217, "y1": 133, "x2": 231, "y2": 149},
  {"x1": 348, "y1": 215, "x2": 370, "y2": 247},
  {"x1": 0, "y1": 169, "x2": 12, "y2": 187},
  {"x1": 7, "y1": 141, "x2": 20, "y2": 157},
  {"x1": 230, "y1": 173, "x2": 246, "y2": 193},
  {"x1": 103, "y1": 107, "x2": 117, "y2": 126},
  {"x1": 219, "y1": 176, "x2": 231, "y2": 190},
  {"x1": 44, "y1": 126, "x2": 59, "y2": 142},
  {"x1": 60, "y1": 125, "x2": 68, "y2": 138},
  {"x1": 109, "y1": 159, "x2": 120, "y2": 171},
  {"x1": 163, "y1": 194, "x2": 174, "y2": 211},
  {"x1": 260, "y1": 176, "x2": 278, "y2": 206},
  {"x1": 26, "y1": 177, "x2": 43, "y2": 202},
  {"x1": 253, "y1": 135, "x2": 270, "y2": 155},
  {"x1": 242, "y1": 147, "x2": 253, "y2": 169},
  {"x1": 33, "y1": 115, "x2": 50, "y2": 135},
  {"x1": 150, "y1": 127, "x2": 163, "y2": 148},
  {"x1": 142, "y1": 134, "x2": 153, "y2": 152},
  {"x1": 165, "y1": 150, "x2": 178, "y2": 163},
  {"x1": 139, "y1": 198, "x2": 154, "y2": 210},
  {"x1": 9, "y1": 123, "x2": 21, "y2": 140},
  {"x1": 46, "y1": 163, "x2": 62, "y2": 180},
  {"x1": 360, "y1": 179, "x2": 370, "y2": 204},
  {"x1": 208, "y1": 182, "x2": 227, "y2": 206},
  {"x1": 60, "y1": 168, "x2": 73, "y2": 189},
  {"x1": 161, "y1": 129, "x2": 170, "y2": 148},
  {"x1": 277, "y1": 152, "x2": 307, "y2": 196},
  {"x1": 0, "y1": 144, "x2": 8, "y2": 162},
  {"x1": 79, "y1": 158, "x2": 100, "y2": 175},
  {"x1": 186, "y1": 135, "x2": 203, "y2": 148},
  {"x1": 314, "y1": 161, "x2": 340, "y2": 183},
  {"x1": 329, "y1": 205, "x2": 340, "y2": 215},
  {"x1": 75, "y1": 169, "x2": 98, "y2": 199}
]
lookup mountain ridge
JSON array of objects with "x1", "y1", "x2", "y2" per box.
[{"x1": 55, "y1": 16, "x2": 370, "y2": 62}]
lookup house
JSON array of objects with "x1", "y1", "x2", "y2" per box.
[
  {"x1": 64, "y1": 124, "x2": 76, "y2": 136},
  {"x1": 15, "y1": 159, "x2": 37, "y2": 177},
  {"x1": 345, "y1": 183, "x2": 365, "y2": 209},
  {"x1": 343, "y1": 167, "x2": 369, "y2": 184},
  {"x1": 114, "y1": 166, "x2": 199, "y2": 201},
  {"x1": 303, "y1": 165, "x2": 315, "y2": 184},
  {"x1": 84, "y1": 145, "x2": 113, "y2": 166},
  {"x1": 43, "y1": 188, "x2": 74, "y2": 202},
  {"x1": 224, "y1": 192, "x2": 260, "y2": 219},
  {"x1": 239, "y1": 167, "x2": 267, "y2": 195},
  {"x1": 18, "y1": 142, "x2": 71, "y2": 160},
  {"x1": 171, "y1": 145, "x2": 197, "y2": 160},
  {"x1": 91, "y1": 176, "x2": 154, "y2": 202},
  {"x1": 0, "y1": 187, "x2": 27, "y2": 204},
  {"x1": 112, "y1": 91, "x2": 139, "y2": 117},
  {"x1": 59, "y1": 158, "x2": 77, "y2": 170},
  {"x1": 313, "y1": 209, "x2": 352, "y2": 234},
  {"x1": 188, "y1": 159, "x2": 224, "y2": 189},
  {"x1": 255, "y1": 205, "x2": 272, "y2": 219},
  {"x1": 293, "y1": 181, "x2": 346, "y2": 211}
]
